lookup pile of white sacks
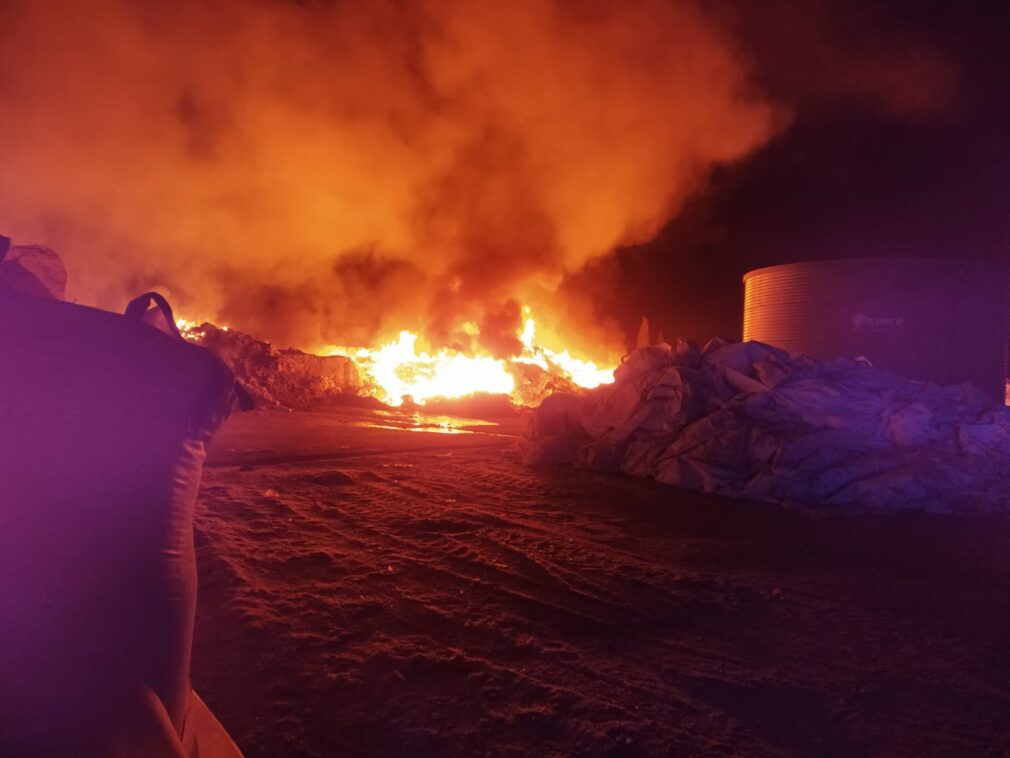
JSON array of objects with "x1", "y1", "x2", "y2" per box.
[{"x1": 521, "y1": 339, "x2": 1010, "y2": 513}]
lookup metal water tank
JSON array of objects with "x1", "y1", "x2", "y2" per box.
[{"x1": 742, "y1": 258, "x2": 1008, "y2": 400}]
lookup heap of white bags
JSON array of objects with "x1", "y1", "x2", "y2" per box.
[{"x1": 522, "y1": 339, "x2": 1010, "y2": 513}]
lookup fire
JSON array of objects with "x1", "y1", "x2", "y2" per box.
[
  {"x1": 326, "y1": 309, "x2": 615, "y2": 407},
  {"x1": 517, "y1": 316, "x2": 614, "y2": 390},
  {"x1": 176, "y1": 318, "x2": 228, "y2": 335},
  {"x1": 348, "y1": 331, "x2": 515, "y2": 406},
  {"x1": 178, "y1": 306, "x2": 615, "y2": 407}
]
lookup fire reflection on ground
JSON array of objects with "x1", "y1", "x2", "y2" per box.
[{"x1": 347, "y1": 409, "x2": 508, "y2": 436}]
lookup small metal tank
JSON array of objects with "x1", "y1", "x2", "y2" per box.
[{"x1": 742, "y1": 258, "x2": 1008, "y2": 401}]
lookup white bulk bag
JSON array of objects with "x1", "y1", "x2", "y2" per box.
[{"x1": 0, "y1": 283, "x2": 239, "y2": 756}]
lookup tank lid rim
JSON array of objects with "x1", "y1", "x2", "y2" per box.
[{"x1": 741, "y1": 257, "x2": 1000, "y2": 284}]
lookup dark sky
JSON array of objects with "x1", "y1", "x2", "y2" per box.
[{"x1": 566, "y1": 0, "x2": 1010, "y2": 345}]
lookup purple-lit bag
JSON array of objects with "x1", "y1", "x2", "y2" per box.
[{"x1": 0, "y1": 254, "x2": 236, "y2": 755}]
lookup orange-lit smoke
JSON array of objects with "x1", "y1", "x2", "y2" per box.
[{"x1": 0, "y1": 0, "x2": 779, "y2": 360}]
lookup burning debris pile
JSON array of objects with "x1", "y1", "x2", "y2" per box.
[
  {"x1": 183, "y1": 317, "x2": 600, "y2": 410},
  {"x1": 181, "y1": 322, "x2": 363, "y2": 409},
  {"x1": 325, "y1": 316, "x2": 607, "y2": 409},
  {"x1": 522, "y1": 340, "x2": 1010, "y2": 513}
]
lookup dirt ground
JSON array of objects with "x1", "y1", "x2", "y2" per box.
[{"x1": 190, "y1": 407, "x2": 1010, "y2": 757}]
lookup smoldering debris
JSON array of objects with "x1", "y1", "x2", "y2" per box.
[{"x1": 522, "y1": 339, "x2": 1010, "y2": 513}]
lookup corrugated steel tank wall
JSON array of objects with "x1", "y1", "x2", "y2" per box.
[{"x1": 743, "y1": 259, "x2": 1008, "y2": 401}]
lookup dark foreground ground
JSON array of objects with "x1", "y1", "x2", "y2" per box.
[{"x1": 191, "y1": 407, "x2": 1010, "y2": 757}]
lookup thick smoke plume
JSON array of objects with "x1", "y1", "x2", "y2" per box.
[{"x1": 0, "y1": 0, "x2": 778, "y2": 356}]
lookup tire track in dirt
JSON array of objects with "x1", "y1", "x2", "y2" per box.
[{"x1": 192, "y1": 411, "x2": 1010, "y2": 757}]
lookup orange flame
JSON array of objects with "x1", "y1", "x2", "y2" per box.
[
  {"x1": 346, "y1": 331, "x2": 515, "y2": 406},
  {"x1": 326, "y1": 308, "x2": 615, "y2": 406}
]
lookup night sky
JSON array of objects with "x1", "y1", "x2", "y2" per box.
[{"x1": 570, "y1": 0, "x2": 1010, "y2": 345}]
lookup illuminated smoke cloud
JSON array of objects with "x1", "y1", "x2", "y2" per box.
[{"x1": 0, "y1": 0, "x2": 780, "y2": 354}]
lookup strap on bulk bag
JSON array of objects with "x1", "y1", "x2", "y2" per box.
[
  {"x1": 124, "y1": 291, "x2": 255, "y2": 411},
  {"x1": 125, "y1": 290, "x2": 184, "y2": 338}
]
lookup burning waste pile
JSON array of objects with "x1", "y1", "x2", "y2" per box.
[
  {"x1": 522, "y1": 339, "x2": 1010, "y2": 513},
  {"x1": 181, "y1": 314, "x2": 612, "y2": 410},
  {"x1": 320, "y1": 316, "x2": 613, "y2": 408}
]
